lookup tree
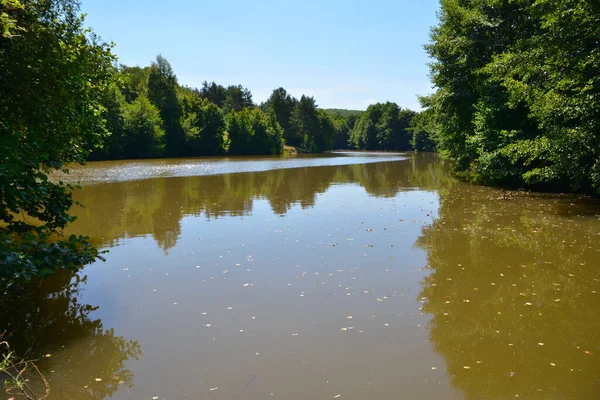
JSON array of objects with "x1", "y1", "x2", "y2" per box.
[
  {"x1": 328, "y1": 112, "x2": 358, "y2": 150},
  {"x1": 0, "y1": 0, "x2": 115, "y2": 281},
  {"x1": 180, "y1": 88, "x2": 228, "y2": 155},
  {"x1": 427, "y1": 0, "x2": 600, "y2": 193},
  {"x1": 291, "y1": 95, "x2": 321, "y2": 151},
  {"x1": 122, "y1": 96, "x2": 165, "y2": 159},
  {"x1": 147, "y1": 55, "x2": 185, "y2": 156},
  {"x1": 350, "y1": 102, "x2": 413, "y2": 150},
  {"x1": 118, "y1": 65, "x2": 150, "y2": 103},
  {"x1": 89, "y1": 83, "x2": 127, "y2": 161},
  {"x1": 199, "y1": 81, "x2": 227, "y2": 107},
  {"x1": 316, "y1": 109, "x2": 336, "y2": 152},
  {"x1": 222, "y1": 84, "x2": 254, "y2": 114},
  {"x1": 263, "y1": 87, "x2": 298, "y2": 145},
  {"x1": 410, "y1": 113, "x2": 437, "y2": 152},
  {"x1": 226, "y1": 108, "x2": 284, "y2": 155}
]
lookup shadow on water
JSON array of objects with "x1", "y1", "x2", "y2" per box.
[
  {"x1": 0, "y1": 271, "x2": 142, "y2": 399},
  {"x1": 415, "y1": 180, "x2": 600, "y2": 398}
]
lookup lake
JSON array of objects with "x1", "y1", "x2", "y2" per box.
[{"x1": 2, "y1": 153, "x2": 599, "y2": 399}]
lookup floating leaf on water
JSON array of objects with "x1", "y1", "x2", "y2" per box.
[
  {"x1": 550, "y1": 363, "x2": 556, "y2": 366},
  {"x1": 153, "y1": 397, "x2": 159, "y2": 400},
  {"x1": 538, "y1": 343, "x2": 544, "y2": 346},
  {"x1": 584, "y1": 350, "x2": 592, "y2": 355},
  {"x1": 463, "y1": 366, "x2": 471, "y2": 370},
  {"x1": 334, "y1": 395, "x2": 341, "y2": 398},
  {"x1": 209, "y1": 387, "x2": 218, "y2": 391},
  {"x1": 95, "y1": 378, "x2": 102, "y2": 382},
  {"x1": 431, "y1": 367, "x2": 438, "y2": 370},
  {"x1": 525, "y1": 302, "x2": 532, "y2": 306},
  {"x1": 44, "y1": 354, "x2": 51, "y2": 358}
]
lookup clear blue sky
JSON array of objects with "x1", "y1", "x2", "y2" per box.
[{"x1": 82, "y1": 0, "x2": 440, "y2": 111}]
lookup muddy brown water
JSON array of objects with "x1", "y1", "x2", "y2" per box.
[{"x1": 2, "y1": 153, "x2": 599, "y2": 399}]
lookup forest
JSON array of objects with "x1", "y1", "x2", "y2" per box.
[
  {"x1": 90, "y1": 56, "x2": 429, "y2": 161},
  {"x1": 426, "y1": 0, "x2": 600, "y2": 194}
]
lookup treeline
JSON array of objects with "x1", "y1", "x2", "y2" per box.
[
  {"x1": 91, "y1": 55, "x2": 437, "y2": 160},
  {"x1": 92, "y1": 56, "x2": 284, "y2": 159},
  {"x1": 426, "y1": 0, "x2": 600, "y2": 194}
]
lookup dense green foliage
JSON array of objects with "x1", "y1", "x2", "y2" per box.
[
  {"x1": 409, "y1": 95, "x2": 439, "y2": 152},
  {"x1": 226, "y1": 108, "x2": 284, "y2": 155},
  {"x1": 290, "y1": 96, "x2": 335, "y2": 152},
  {"x1": 323, "y1": 109, "x2": 363, "y2": 119},
  {"x1": 180, "y1": 88, "x2": 228, "y2": 156},
  {"x1": 324, "y1": 110, "x2": 359, "y2": 150},
  {"x1": 427, "y1": 0, "x2": 600, "y2": 193},
  {"x1": 0, "y1": 0, "x2": 114, "y2": 281},
  {"x1": 262, "y1": 88, "x2": 298, "y2": 145},
  {"x1": 147, "y1": 55, "x2": 185, "y2": 156},
  {"x1": 350, "y1": 102, "x2": 415, "y2": 151},
  {"x1": 92, "y1": 61, "x2": 360, "y2": 159}
]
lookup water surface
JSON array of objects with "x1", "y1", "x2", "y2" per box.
[{"x1": 2, "y1": 153, "x2": 599, "y2": 400}]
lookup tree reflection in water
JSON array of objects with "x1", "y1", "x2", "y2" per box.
[
  {"x1": 416, "y1": 181, "x2": 600, "y2": 399},
  {"x1": 0, "y1": 271, "x2": 142, "y2": 399}
]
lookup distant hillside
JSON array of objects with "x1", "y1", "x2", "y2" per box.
[{"x1": 322, "y1": 109, "x2": 364, "y2": 118}]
